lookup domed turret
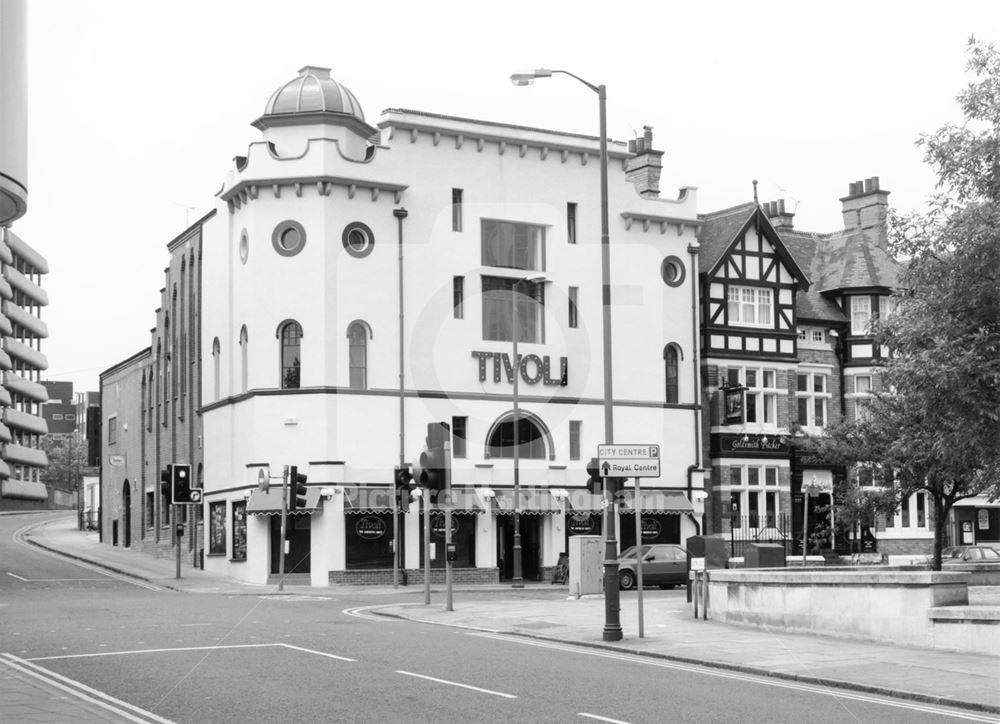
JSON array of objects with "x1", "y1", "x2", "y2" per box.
[{"x1": 252, "y1": 66, "x2": 375, "y2": 137}]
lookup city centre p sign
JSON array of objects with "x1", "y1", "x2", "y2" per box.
[{"x1": 597, "y1": 444, "x2": 661, "y2": 478}]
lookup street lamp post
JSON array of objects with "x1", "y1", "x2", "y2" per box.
[
  {"x1": 511, "y1": 69, "x2": 621, "y2": 641},
  {"x1": 511, "y1": 273, "x2": 546, "y2": 588}
]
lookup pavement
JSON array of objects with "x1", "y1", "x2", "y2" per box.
[{"x1": 5, "y1": 512, "x2": 1000, "y2": 722}]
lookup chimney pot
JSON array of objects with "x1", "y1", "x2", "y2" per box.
[
  {"x1": 864, "y1": 178, "x2": 873, "y2": 193},
  {"x1": 872, "y1": 176, "x2": 880, "y2": 191},
  {"x1": 778, "y1": 199, "x2": 785, "y2": 214},
  {"x1": 643, "y1": 125, "x2": 653, "y2": 144},
  {"x1": 628, "y1": 139, "x2": 636, "y2": 154}
]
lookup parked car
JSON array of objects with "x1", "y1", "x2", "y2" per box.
[
  {"x1": 618, "y1": 544, "x2": 687, "y2": 590},
  {"x1": 940, "y1": 545, "x2": 1000, "y2": 564}
]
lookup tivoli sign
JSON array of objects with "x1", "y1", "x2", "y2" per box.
[{"x1": 471, "y1": 350, "x2": 567, "y2": 386}]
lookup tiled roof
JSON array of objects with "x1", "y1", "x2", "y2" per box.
[
  {"x1": 781, "y1": 227, "x2": 901, "y2": 323},
  {"x1": 697, "y1": 202, "x2": 758, "y2": 274}
]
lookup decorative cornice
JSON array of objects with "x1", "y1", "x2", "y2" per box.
[
  {"x1": 221, "y1": 175, "x2": 408, "y2": 212},
  {"x1": 621, "y1": 212, "x2": 702, "y2": 235}
]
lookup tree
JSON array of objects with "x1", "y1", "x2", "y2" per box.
[
  {"x1": 813, "y1": 38, "x2": 1000, "y2": 569},
  {"x1": 39, "y1": 433, "x2": 88, "y2": 492}
]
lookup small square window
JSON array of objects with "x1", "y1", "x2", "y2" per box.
[
  {"x1": 729, "y1": 467, "x2": 742, "y2": 486},
  {"x1": 811, "y1": 330, "x2": 824, "y2": 343}
]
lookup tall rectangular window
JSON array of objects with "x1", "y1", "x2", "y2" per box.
[
  {"x1": 481, "y1": 219, "x2": 544, "y2": 271},
  {"x1": 569, "y1": 420, "x2": 581, "y2": 460},
  {"x1": 108, "y1": 416, "x2": 117, "y2": 445},
  {"x1": 452, "y1": 416, "x2": 467, "y2": 459},
  {"x1": 796, "y1": 370, "x2": 830, "y2": 429},
  {"x1": 567, "y1": 203, "x2": 577, "y2": 244},
  {"x1": 901, "y1": 495, "x2": 911, "y2": 527},
  {"x1": 568, "y1": 286, "x2": 578, "y2": 328},
  {"x1": 481, "y1": 276, "x2": 544, "y2": 343},
  {"x1": 452, "y1": 188, "x2": 463, "y2": 231},
  {"x1": 453, "y1": 276, "x2": 464, "y2": 319},
  {"x1": 231, "y1": 501, "x2": 247, "y2": 561},
  {"x1": 851, "y1": 296, "x2": 872, "y2": 335}
]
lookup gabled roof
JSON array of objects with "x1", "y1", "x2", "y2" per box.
[{"x1": 697, "y1": 203, "x2": 810, "y2": 290}]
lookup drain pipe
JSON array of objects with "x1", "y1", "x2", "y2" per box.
[
  {"x1": 686, "y1": 242, "x2": 705, "y2": 536},
  {"x1": 393, "y1": 207, "x2": 408, "y2": 589}
]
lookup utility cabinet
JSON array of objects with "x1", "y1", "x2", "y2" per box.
[{"x1": 569, "y1": 535, "x2": 603, "y2": 596}]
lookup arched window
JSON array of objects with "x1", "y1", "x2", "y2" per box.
[
  {"x1": 212, "y1": 337, "x2": 221, "y2": 401},
  {"x1": 278, "y1": 321, "x2": 302, "y2": 389},
  {"x1": 664, "y1": 344, "x2": 681, "y2": 404},
  {"x1": 487, "y1": 413, "x2": 548, "y2": 459},
  {"x1": 347, "y1": 321, "x2": 370, "y2": 390},
  {"x1": 239, "y1": 325, "x2": 249, "y2": 393}
]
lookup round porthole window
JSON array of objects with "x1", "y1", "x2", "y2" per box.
[
  {"x1": 239, "y1": 230, "x2": 249, "y2": 265},
  {"x1": 660, "y1": 255, "x2": 686, "y2": 287},
  {"x1": 342, "y1": 222, "x2": 375, "y2": 258},
  {"x1": 271, "y1": 220, "x2": 306, "y2": 257}
]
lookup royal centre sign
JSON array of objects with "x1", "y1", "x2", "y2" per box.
[{"x1": 597, "y1": 444, "x2": 661, "y2": 478}]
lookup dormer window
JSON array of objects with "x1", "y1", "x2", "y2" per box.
[{"x1": 727, "y1": 286, "x2": 772, "y2": 328}]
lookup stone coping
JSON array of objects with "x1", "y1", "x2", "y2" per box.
[
  {"x1": 708, "y1": 568, "x2": 971, "y2": 585},
  {"x1": 928, "y1": 605, "x2": 1000, "y2": 621}
]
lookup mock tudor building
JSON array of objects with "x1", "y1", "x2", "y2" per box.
[{"x1": 696, "y1": 178, "x2": 933, "y2": 557}]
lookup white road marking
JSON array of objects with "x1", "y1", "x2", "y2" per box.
[
  {"x1": 0, "y1": 653, "x2": 174, "y2": 723},
  {"x1": 7, "y1": 571, "x2": 110, "y2": 582},
  {"x1": 280, "y1": 643, "x2": 356, "y2": 662},
  {"x1": 579, "y1": 714, "x2": 632, "y2": 724},
  {"x1": 28, "y1": 641, "x2": 356, "y2": 663},
  {"x1": 397, "y1": 669, "x2": 517, "y2": 698},
  {"x1": 11, "y1": 523, "x2": 167, "y2": 591},
  {"x1": 468, "y1": 633, "x2": 1000, "y2": 723}
]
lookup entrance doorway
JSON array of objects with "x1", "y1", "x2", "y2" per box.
[
  {"x1": 121, "y1": 482, "x2": 132, "y2": 548},
  {"x1": 269, "y1": 514, "x2": 311, "y2": 574},
  {"x1": 497, "y1": 516, "x2": 541, "y2": 581}
]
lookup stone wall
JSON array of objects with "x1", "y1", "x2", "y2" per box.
[{"x1": 706, "y1": 568, "x2": 970, "y2": 649}]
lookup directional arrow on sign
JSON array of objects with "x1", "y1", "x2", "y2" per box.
[{"x1": 602, "y1": 461, "x2": 611, "y2": 477}]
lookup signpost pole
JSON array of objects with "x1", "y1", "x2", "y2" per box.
[
  {"x1": 634, "y1": 476, "x2": 644, "y2": 638},
  {"x1": 174, "y1": 504, "x2": 181, "y2": 580},
  {"x1": 424, "y1": 488, "x2": 431, "y2": 605},
  {"x1": 279, "y1": 465, "x2": 288, "y2": 592},
  {"x1": 444, "y1": 441, "x2": 453, "y2": 612}
]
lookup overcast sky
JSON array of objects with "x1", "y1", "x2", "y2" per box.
[{"x1": 16, "y1": 0, "x2": 1000, "y2": 394}]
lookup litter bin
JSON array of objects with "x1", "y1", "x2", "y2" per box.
[{"x1": 745, "y1": 542, "x2": 786, "y2": 568}]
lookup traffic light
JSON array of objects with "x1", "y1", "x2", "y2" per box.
[
  {"x1": 394, "y1": 465, "x2": 415, "y2": 513},
  {"x1": 586, "y1": 457, "x2": 601, "y2": 494},
  {"x1": 171, "y1": 464, "x2": 198, "y2": 504},
  {"x1": 418, "y1": 421, "x2": 450, "y2": 492},
  {"x1": 288, "y1": 465, "x2": 308, "y2": 511}
]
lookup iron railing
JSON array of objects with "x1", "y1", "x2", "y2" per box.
[{"x1": 730, "y1": 514, "x2": 793, "y2": 558}]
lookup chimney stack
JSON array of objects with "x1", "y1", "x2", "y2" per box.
[
  {"x1": 625, "y1": 125, "x2": 663, "y2": 199},
  {"x1": 840, "y1": 176, "x2": 890, "y2": 245},
  {"x1": 762, "y1": 198, "x2": 794, "y2": 230}
]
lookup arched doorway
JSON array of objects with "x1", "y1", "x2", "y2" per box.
[
  {"x1": 121, "y1": 481, "x2": 131, "y2": 548},
  {"x1": 486, "y1": 412, "x2": 552, "y2": 581}
]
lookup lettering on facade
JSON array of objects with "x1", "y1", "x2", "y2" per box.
[
  {"x1": 355, "y1": 516, "x2": 386, "y2": 541},
  {"x1": 710, "y1": 433, "x2": 790, "y2": 459},
  {"x1": 641, "y1": 517, "x2": 661, "y2": 540},
  {"x1": 568, "y1": 513, "x2": 596, "y2": 535},
  {"x1": 471, "y1": 351, "x2": 567, "y2": 386}
]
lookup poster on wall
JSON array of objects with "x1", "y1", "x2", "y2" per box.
[
  {"x1": 209, "y1": 501, "x2": 226, "y2": 555},
  {"x1": 231, "y1": 501, "x2": 247, "y2": 561}
]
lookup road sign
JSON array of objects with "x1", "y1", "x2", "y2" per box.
[{"x1": 597, "y1": 444, "x2": 661, "y2": 478}]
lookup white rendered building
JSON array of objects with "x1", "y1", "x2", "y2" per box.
[{"x1": 199, "y1": 67, "x2": 705, "y2": 586}]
